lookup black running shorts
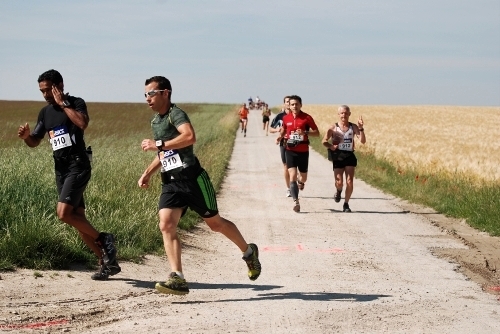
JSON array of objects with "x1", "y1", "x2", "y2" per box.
[
  {"x1": 285, "y1": 150, "x2": 309, "y2": 173},
  {"x1": 54, "y1": 155, "x2": 91, "y2": 208},
  {"x1": 332, "y1": 151, "x2": 358, "y2": 169},
  {"x1": 158, "y1": 169, "x2": 219, "y2": 218}
]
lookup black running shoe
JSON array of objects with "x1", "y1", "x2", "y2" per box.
[
  {"x1": 242, "y1": 243, "x2": 261, "y2": 281},
  {"x1": 343, "y1": 202, "x2": 351, "y2": 212},
  {"x1": 293, "y1": 199, "x2": 300, "y2": 212},
  {"x1": 91, "y1": 260, "x2": 121, "y2": 281},
  {"x1": 95, "y1": 232, "x2": 117, "y2": 265},
  {"x1": 334, "y1": 189, "x2": 342, "y2": 203},
  {"x1": 155, "y1": 272, "x2": 189, "y2": 295}
]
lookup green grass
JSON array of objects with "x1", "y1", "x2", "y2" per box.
[
  {"x1": 309, "y1": 138, "x2": 500, "y2": 236},
  {"x1": 0, "y1": 101, "x2": 239, "y2": 270}
]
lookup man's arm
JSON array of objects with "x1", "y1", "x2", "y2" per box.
[
  {"x1": 306, "y1": 116, "x2": 320, "y2": 137},
  {"x1": 322, "y1": 128, "x2": 336, "y2": 149},
  {"x1": 62, "y1": 106, "x2": 89, "y2": 130},
  {"x1": 138, "y1": 156, "x2": 161, "y2": 188},
  {"x1": 52, "y1": 86, "x2": 89, "y2": 130},
  {"x1": 18, "y1": 123, "x2": 42, "y2": 148},
  {"x1": 141, "y1": 123, "x2": 196, "y2": 152}
]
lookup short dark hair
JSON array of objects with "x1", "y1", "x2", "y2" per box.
[
  {"x1": 288, "y1": 95, "x2": 302, "y2": 104},
  {"x1": 38, "y1": 69, "x2": 63, "y2": 85},
  {"x1": 145, "y1": 76, "x2": 172, "y2": 91},
  {"x1": 283, "y1": 95, "x2": 291, "y2": 103}
]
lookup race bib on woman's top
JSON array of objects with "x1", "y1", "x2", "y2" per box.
[
  {"x1": 158, "y1": 149, "x2": 183, "y2": 172},
  {"x1": 49, "y1": 125, "x2": 73, "y2": 151}
]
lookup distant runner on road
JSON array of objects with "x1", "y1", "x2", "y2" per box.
[
  {"x1": 278, "y1": 95, "x2": 319, "y2": 212},
  {"x1": 238, "y1": 103, "x2": 249, "y2": 137},
  {"x1": 138, "y1": 76, "x2": 261, "y2": 295},
  {"x1": 322, "y1": 105, "x2": 366, "y2": 212},
  {"x1": 262, "y1": 104, "x2": 271, "y2": 135}
]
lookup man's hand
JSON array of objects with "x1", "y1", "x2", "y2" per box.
[
  {"x1": 358, "y1": 115, "x2": 364, "y2": 129},
  {"x1": 138, "y1": 173, "x2": 150, "y2": 188},
  {"x1": 18, "y1": 123, "x2": 30, "y2": 140},
  {"x1": 141, "y1": 139, "x2": 157, "y2": 151},
  {"x1": 51, "y1": 85, "x2": 68, "y2": 107}
]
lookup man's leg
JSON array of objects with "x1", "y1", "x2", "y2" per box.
[
  {"x1": 334, "y1": 168, "x2": 345, "y2": 192},
  {"x1": 283, "y1": 163, "x2": 290, "y2": 188},
  {"x1": 288, "y1": 167, "x2": 299, "y2": 198},
  {"x1": 204, "y1": 214, "x2": 247, "y2": 251},
  {"x1": 280, "y1": 146, "x2": 290, "y2": 197},
  {"x1": 288, "y1": 167, "x2": 301, "y2": 212},
  {"x1": 57, "y1": 202, "x2": 100, "y2": 244},
  {"x1": 204, "y1": 214, "x2": 261, "y2": 281},
  {"x1": 72, "y1": 206, "x2": 102, "y2": 258},
  {"x1": 57, "y1": 202, "x2": 116, "y2": 263},
  {"x1": 155, "y1": 207, "x2": 190, "y2": 295},
  {"x1": 334, "y1": 168, "x2": 345, "y2": 203},
  {"x1": 158, "y1": 207, "x2": 184, "y2": 273},
  {"x1": 344, "y1": 166, "x2": 356, "y2": 203}
]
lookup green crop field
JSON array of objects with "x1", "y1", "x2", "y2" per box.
[{"x1": 0, "y1": 101, "x2": 240, "y2": 270}]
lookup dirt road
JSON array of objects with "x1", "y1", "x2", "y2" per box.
[{"x1": 1, "y1": 110, "x2": 499, "y2": 333}]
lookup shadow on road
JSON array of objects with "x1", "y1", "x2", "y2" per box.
[
  {"x1": 328, "y1": 209, "x2": 410, "y2": 214},
  {"x1": 117, "y1": 279, "x2": 283, "y2": 291},
  {"x1": 189, "y1": 282, "x2": 283, "y2": 291},
  {"x1": 173, "y1": 291, "x2": 391, "y2": 304}
]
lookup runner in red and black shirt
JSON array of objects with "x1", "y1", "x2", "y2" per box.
[{"x1": 278, "y1": 95, "x2": 319, "y2": 212}]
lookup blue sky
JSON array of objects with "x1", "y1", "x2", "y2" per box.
[{"x1": 0, "y1": 0, "x2": 499, "y2": 106}]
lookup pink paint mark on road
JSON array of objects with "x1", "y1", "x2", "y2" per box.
[
  {"x1": 296, "y1": 244, "x2": 305, "y2": 251},
  {"x1": 0, "y1": 319, "x2": 68, "y2": 330},
  {"x1": 488, "y1": 286, "x2": 500, "y2": 291}
]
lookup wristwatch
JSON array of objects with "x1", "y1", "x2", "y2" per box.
[
  {"x1": 155, "y1": 140, "x2": 163, "y2": 150},
  {"x1": 61, "y1": 100, "x2": 71, "y2": 108}
]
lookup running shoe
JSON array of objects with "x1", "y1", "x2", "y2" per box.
[
  {"x1": 343, "y1": 202, "x2": 351, "y2": 212},
  {"x1": 242, "y1": 243, "x2": 261, "y2": 281},
  {"x1": 298, "y1": 181, "x2": 305, "y2": 191},
  {"x1": 91, "y1": 259, "x2": 121, "y2": 280},
  {"x1": 286, "y1": 189, "x2": 291, "y2": 197},
  {"x1": 155, "y1": 272, "x2": 189, "y2": 295},
  {"x1": 293, "y1": 199, "x2": 300, "y2": 212},
  {"x1": 95, "y1": 232, "x2": 117, "y2": 265},
  {"x1": 334, "y1": 189, "x2": 342, "y2": 203}
]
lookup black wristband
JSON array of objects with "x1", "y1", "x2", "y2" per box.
[{"x1": 359, "y1": 128, "x2": 364, "y2": 131}]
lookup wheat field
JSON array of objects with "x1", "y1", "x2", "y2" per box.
[{"x1": 303, "y1": 105, "x2": 500, "y2": 181}]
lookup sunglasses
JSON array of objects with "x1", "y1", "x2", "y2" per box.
[{"x1": 144, "y1": 89, "x2": 167, "y2": 98}]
